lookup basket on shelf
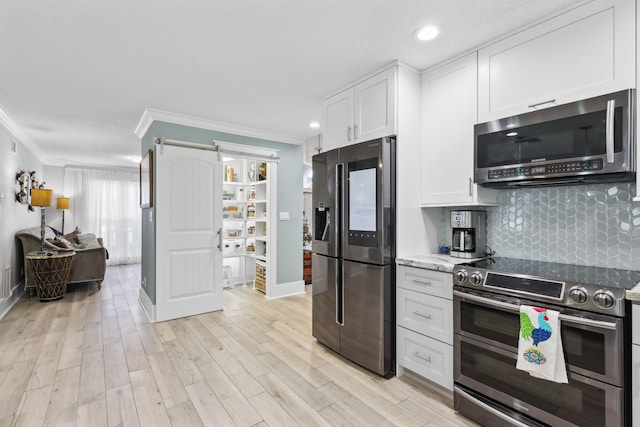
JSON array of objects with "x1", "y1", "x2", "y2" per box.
[{"x1": 255, "y1": 263, "x2": 266, "y2": 293}]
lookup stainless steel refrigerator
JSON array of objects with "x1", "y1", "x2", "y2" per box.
[{"x1": 311, "y1": 136, "x2": 396, "y2": 377}]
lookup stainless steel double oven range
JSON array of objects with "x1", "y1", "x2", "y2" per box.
[{"x1": 453, "y1": 257, "x2": 640, "y2": 427}]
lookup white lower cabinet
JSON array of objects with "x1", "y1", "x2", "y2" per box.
[
  {"x1": 397, "y1": 327, "x2": 453, "y2": 391},
  {"x1": 633, "y1": 304, "x2": 639, "y2": 426},
  {"x1": 396, "y1": 265, "x2": 453, "y2": 392},
  {"x1": 633, "y1": 345, "x2": 639, "y2": 427}
]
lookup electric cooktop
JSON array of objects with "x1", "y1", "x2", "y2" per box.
[
  {"x1": 459, "y1": 257, "x2": 640, "y2": 290},
  {"x1": 453, "y1": 257, "x2": 640, "y2": 316}
]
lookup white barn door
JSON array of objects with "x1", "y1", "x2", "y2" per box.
[{"x1": 155, "y1": 144, "x2": 223, "y2": 322}]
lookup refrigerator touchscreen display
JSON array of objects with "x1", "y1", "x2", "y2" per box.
[{"x1": 349, "y1": 168, "x2": 376, "y2": 231}]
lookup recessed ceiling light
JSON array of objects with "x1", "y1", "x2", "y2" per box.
[
  {"x1": 309, "y1": 121, "x2": 320, "y2": 129},
  {"x1": 506, "y1": 132, "x2": 518, "y2": 137},
  {"x1": 414, "y1": 25, "x2": 441, "y2": 41}
]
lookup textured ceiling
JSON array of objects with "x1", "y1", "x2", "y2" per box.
[{"x1": 0, "y1": 0, "x2": 583, "y2": 167}]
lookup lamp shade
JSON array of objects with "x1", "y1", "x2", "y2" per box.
[
  {"x1": 56, "y1": 197, "x2": 70, "y2": 210},
  {"x1": 31, "y1": 188, "x2": 53, "y2": 207}
]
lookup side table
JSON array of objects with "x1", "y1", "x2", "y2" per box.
[{"x1": 26, "y1": 251, "x2": 76, "y2": 301}]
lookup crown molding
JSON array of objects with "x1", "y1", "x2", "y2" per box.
[
  {"x1": 134, "y1": 108, "x2": 303, "y2": 145},
  {"x1": 0, "y1": 103, "x2": 51, "y2": 164}
]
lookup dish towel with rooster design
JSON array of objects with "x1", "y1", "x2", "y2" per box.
[{"x1": 516, "y1": 305, "x2": 568, "y2": 383}]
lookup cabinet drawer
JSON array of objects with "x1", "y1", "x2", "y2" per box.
[
  {"x1": 397, "y1": 288, "x2": 453, "y2": 345},
  {"x1": 396, "y1": 265, "x2": 452, "y2": 299},
  {"x1": 397, "y1": 327, "x2": 453, "y2": 391}
]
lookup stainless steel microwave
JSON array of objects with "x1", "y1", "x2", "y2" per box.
[{"x1": 474, "y1": 89, "x2": 635, "y2": 188}]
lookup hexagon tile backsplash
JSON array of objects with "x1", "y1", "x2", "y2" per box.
[{"x1": 441, "y1": 183, "x2": 640, "y2": 270}]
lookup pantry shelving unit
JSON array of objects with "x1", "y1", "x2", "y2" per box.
[{"x1": 222, "y1": 158, "x2": 269, "y2": 293}]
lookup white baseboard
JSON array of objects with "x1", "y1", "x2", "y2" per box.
[
  {"x1": 0, "y1": 280, "x2": 25, "y2": 321},
  {"x1": 267, "y1": 279, "x2": 305, "y2": 299},
  {"x1": 138, "y1": 287, "x2": 156, "y2": 323},
  {"x1": 138, "y1": 279, "x2": 303, "y2": 319}
]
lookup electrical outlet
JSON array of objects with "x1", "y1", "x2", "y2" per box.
[{"x1": 141, "y1": 277, "x2": 147, "y2": 287}]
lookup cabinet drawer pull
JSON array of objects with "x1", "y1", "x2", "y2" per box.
[
  {"x1": 412, "y1": 311, "x2": 432, "y2": 319},
  {"x1": 527, "y1": 99, "x2": 556, "y2": 109},
  {"x1": 412, "y1": 278, "x2": 432, "y2": 285},
  {"x1": 413, "y1": 352, "x2": 431, "y2": 363}
]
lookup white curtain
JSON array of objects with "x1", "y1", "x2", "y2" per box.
[{"x1": 64, "y1": 167, "x2": 141, "y2": 265}]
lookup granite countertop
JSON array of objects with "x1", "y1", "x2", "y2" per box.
[
  {"x1": 626, "y1": 284, "x2": 640, "y2": 302},
  {"x1": 396, "y1": 254, "x2": 486, "y2": 273}
]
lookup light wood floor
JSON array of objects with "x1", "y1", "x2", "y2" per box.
[{"x1": 0, "y1": 264, "x2": 478, "y2": 427}]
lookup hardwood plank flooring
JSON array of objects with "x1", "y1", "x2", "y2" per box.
[{"x1": 0, "y1": 264, "x2": 478, "y2": 426}]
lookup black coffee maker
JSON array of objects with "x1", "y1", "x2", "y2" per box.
[{"x1": 450, "y1": 210, "x2": 486, "y2": 258}]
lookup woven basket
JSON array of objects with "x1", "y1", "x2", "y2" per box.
[{"x1": 30, "y1": 252, "x2": 75, "y2": 301}]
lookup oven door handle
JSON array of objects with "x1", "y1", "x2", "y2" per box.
[
  {"x1": 453, "y1": 290, "x2": 618, "y2": 330},
  {"x1": 454, "y1": 386, "x2": 531, "y2": 427}
]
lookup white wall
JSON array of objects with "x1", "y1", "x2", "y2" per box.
[{"x1": 0, "y1": 128, "x2": 44, "y2": 318}]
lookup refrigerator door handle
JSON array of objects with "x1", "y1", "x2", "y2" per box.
[
  {"x1": 336, "y1": 260, "x2": 344, "y2": 325},
  {"x1": 335, "y1": 162, "x2": 343, "y2": 255}
]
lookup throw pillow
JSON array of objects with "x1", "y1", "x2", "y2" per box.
[
  {"x1": 76, "y1": 233, "x2": 101, "y2": 249},
  {"x1": 51, "y1": 236, "x2": 73, "y2": 249},
  {"x1": 47, "y1": 238, "x2": 68, "y2": 249}
]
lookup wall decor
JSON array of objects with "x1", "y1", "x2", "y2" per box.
[
  {"x1": 15, "y1": 170, "x2": 30, "y2": 205},
  {"x1": 15, "y1": 170, "x2": 46, "y2": 211},
  {"x1": 140, "y1": 149, "x2": 153, "y2": 208}
]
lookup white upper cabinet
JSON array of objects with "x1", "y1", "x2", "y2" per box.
[
  {"x1": 420, "y1": 53, "x2": 496, "y2": 206},
  {"x1": 322, "y1": 66, "x2": 396, "y2": 151},
  {"x1": 478, "y1": 0, "x2": 635, "y2": 123},
  {"x1": 322, "y1": 89, "x2": 354, "y2": 152}
]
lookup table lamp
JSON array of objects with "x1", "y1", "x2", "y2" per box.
[
  {"x1": 56, "y1": 197, "x2": 70, "y2": 234},
  {"x1": 30, "y1": 188, "x2": 53, "y2": 253}
]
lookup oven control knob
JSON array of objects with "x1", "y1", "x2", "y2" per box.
[
  {"x1": 469, "y1": 272, "x2": 483, "y2": 286},
  {"x1": 455, "y1": 270, "x2": 468, "y2": 283},
  {"x1": 593, "y1": 289, "x2": 615, "y2": 309},
  {"x1": 568, "y1": 286, "x2": 588, "y2": 304}
]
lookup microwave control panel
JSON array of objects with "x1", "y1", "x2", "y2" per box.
[{"x1": 488, "y1": 159, "x2": 603, "y2": 180}]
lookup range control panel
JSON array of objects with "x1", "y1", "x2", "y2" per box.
[{"x1": 488, "y1": 159, "x2": 603, "y2": 180}]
